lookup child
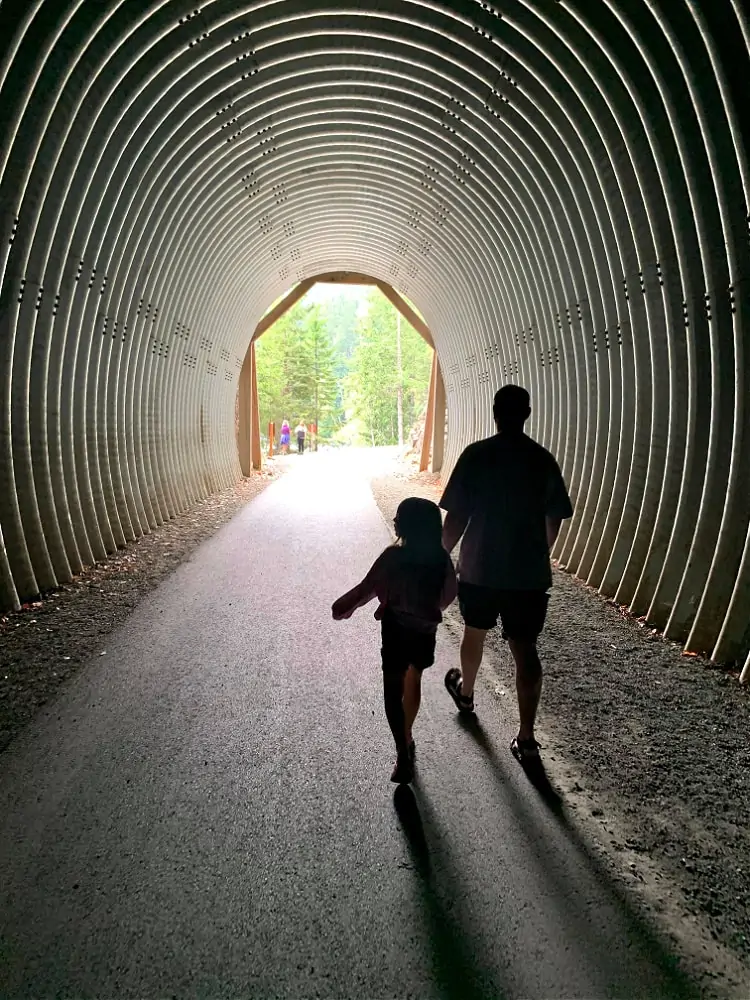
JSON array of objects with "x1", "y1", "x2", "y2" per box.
[{"x1": 332, "y1": 497, "x2": 457, "y2": 784}]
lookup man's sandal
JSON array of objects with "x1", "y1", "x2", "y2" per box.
[
  {"x1": 444, "y1": 668, "x2": 475, "y2": 714},
  {"x1": 510, "y1": 736, "x2": 541, "y2": 765}
]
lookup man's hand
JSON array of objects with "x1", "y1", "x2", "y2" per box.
[{"x1": 442, "y1": 510, "x2": 469, "y2": 553}]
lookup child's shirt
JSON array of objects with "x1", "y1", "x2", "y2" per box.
[{"x1": 362, "y1": 545, "x2": 457, "y2": 633}]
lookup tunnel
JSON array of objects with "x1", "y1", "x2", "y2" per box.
[{"x1": 0, "y1": 1, "x2": 748, "y2": 672}]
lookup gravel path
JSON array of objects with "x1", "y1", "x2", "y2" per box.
[
  {"x1": 371, "y1": 461, "x2": 750, "y2": 998},
  {"x1": 0, "y1": 465, "x2": 282, "y2": 754}
]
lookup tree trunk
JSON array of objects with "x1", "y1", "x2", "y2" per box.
[{"x1": 396, "y1": 309, "x2": 403, "y2": 446}]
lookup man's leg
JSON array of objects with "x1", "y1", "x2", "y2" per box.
[
  {"x1": 508, "y1": 639, "x2": 542, "y2": 741},
  {"x1": 459, "y1": 626, "x2": 487, "y2": 698},
  {"x1": 446, "y1": 584, "x2": 496, "y2": 712}
]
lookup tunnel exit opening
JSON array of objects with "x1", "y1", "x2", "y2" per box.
[{"x1": 237, "y1": 273, "x2": 446, "y2": 476}]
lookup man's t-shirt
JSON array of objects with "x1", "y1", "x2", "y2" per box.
[{"x1": 439, "y1": 432, "x2": 573, "y2": 591}]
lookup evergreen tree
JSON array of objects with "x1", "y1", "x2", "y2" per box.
[
  {"x1": 255, "y1": 285, "x2": 432, "y2": 448},
  {"x1": 348, "y1": 290, "x2": 432, "y2": 445},
  {"x1": 256, "y1": 299, "x2": 341, "y2": 443}
]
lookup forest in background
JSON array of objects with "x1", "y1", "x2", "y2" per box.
[{"x1": 254, "y1": 287, "x2": 433, "y2": 447}]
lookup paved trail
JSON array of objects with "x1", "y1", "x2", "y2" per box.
[{"x1": 0, "y1": 454, "x2": 695, "y2": 999}]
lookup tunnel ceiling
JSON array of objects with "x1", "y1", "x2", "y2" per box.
[{"x1": 1, "y1": 1, "x2": 749, "y2": 667}]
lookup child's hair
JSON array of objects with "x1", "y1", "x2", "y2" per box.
[{"x1": 394, "y1": 497, "x2": 444, "y2": 564}]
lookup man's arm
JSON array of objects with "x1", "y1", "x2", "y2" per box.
[
  {"x1": 442, "y1": 510, "x2": 469, "y2": 554},
  {"x1": 544, "y1": 457, "x2": 574, "y2": 551},
  {"x1": 439, "y1": 557, "x2": 458, "y2": 609},
  {"x1": 546, "y1": 516, "x2": 563, "y2": 551},
  {"x1": 439, "y1": 449, "x2": 473, "y2": 553}
]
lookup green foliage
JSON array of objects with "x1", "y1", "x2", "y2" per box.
[
  {"x1": 256, "y1": 301, "x2": 339, "y2": 439},
  {"x1": 347, "y1": 290, "x2": 432, "y2": 446},
  {"x1": 255, "y1": 286, "x2": 432, "y2": 447}
]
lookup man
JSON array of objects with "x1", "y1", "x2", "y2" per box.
[
  {"x1": 440, "y1": 385, "x2": 573, "y2": 764},
  {"x1": 295, "y1": 420, "x2": 307, "y2": 455}
]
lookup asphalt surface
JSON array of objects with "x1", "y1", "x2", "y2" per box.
[{"x1": 0, "y1": 453, "x2": 697, "y2": 999}]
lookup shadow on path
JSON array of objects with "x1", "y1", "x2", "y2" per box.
[
  {"x1": 457, "y1": 714, "x2": 700, "y2": 999},
  {"x1": 393, "y1": 784, "x2": 506, "y2": 1000},
  {"x1": 458, "y1": 714, "x2": 563, "y2": 813}
]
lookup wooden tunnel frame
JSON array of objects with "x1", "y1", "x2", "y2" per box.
[{"x1": 237, "y1": 271, "x2": 445, "y2": 474}]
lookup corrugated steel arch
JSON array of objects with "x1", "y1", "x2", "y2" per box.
[{"x1": 1, "y1": 0, "x2": 749, "y2": 672}]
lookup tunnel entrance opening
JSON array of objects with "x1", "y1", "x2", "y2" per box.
[{"x1": 237, "y1": 273, "x2": 446, "y2": 476}]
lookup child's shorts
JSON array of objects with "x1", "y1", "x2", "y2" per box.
[{"x1": 380, "y1": 612, "x2": 436, "y2": 673}]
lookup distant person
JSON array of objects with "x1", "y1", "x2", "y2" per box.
[
  {"x1": 295, "y1": 420, "x2": 307, "y2": 454},
  {"x1": 279, "y1": 420, "x2": 291, "y2": 455},
  {"x1": 440, "y1": 385, "x2": 573, "y2": 765},
  {"x1": 332, "y1": 498, "x2": 457, "y2": 784}
]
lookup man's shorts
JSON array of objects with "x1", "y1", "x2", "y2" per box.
[
  {"x1": 380, "y1": 612, "x2": 436, "y2": 673},
  {"x1": 458, "y1": 582, "x2": 549, "y2": 640}
]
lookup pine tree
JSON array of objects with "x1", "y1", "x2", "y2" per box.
[
  {"x1": 256, "y1": 299, "x2": 341, "y2": 444},
  {"x1": 348, "y1": 290, "x2": 432, "y2": 445}
]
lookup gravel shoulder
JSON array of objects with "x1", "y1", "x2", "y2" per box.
[
  {"x1": 0, "y1": 464, "x2": 283, "y2": 754},
  {"x1": 370, "y1": 462, "x2": 750, "y2": 999}
]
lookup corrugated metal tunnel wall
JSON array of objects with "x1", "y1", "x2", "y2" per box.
[{"x1": 1, "y1": 1, "x2": 749, "y2": 668}]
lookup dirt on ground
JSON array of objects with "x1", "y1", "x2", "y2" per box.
[
  {"x1": 0, "y1": 464, "x2": 282, "y2": 754},
  {"x1": 370, "y1": 461, "x2": 750, "y2": 999}
]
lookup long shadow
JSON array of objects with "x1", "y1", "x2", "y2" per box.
[
  {"x1": 393, "y1": 784, "x2": 506, "y2": 1000},
  {"x1": 456, "y1": 714, "x2": 700, "y2": 999},
  {"x1": 458, "y1": 714, "x2": 563, "y2": 814}
]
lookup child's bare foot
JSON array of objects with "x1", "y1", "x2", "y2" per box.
[{"x1": 390, "y1": 753, "x2": 414, "y2": 784}]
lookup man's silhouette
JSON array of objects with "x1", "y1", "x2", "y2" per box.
[{"x1": 440, "y1": 385, "x2": 573, "y2": 763}]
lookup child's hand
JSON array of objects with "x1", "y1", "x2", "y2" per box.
[
  {"x1": 332, "y1": 597, "x2": 354, "y2": 620},
  {"x1": 373, "y1": 602, "x2": 386, "y2": 621}
]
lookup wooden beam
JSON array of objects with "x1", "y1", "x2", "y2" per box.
[
  {"x1": 431, "y1": 360, "x2": 446, "y2": 473},
  {"x1": 313, "y1": 271, "x2": 379, "y2": 285},
  {"x1": 238, "y1": 347, "x2": 253, "y2": 476},
  {"x1": 250, "y1": 341, "x2": 262, "y2": 470},
  {"x1": 252, "y1": 278, "x2": 316, "y2": 342},
  {"x1": 420, "y1": 351, "x2": 438, "y2": 472},
  {"x1": 374, "y1": 280, "x2": 433, "y2": 347}
]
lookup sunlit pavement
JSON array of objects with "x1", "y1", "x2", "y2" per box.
[{"x1": 0, "y1": 456, "x2": 696, "y2": 999}]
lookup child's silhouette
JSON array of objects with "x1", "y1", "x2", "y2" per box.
[{"x1": 332, "y1": 498, "x2": 457, "y2": 783}]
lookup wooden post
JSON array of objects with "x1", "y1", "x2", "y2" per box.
[
  {"x1": 238, "y1": 348, "x2": 253, "y2": 476},
  {"x1": 250, "y1": 341, "x2": 262, "y2": 470},
  {"x1": 268, "y1": 421, "x2": 275, "y2": 458},
  {"x1": 420, "y1": 351, "x2": 438, "y2": 472},
  {"x1": 431, "y1": 360, "x2": 446, "y2": 473}
]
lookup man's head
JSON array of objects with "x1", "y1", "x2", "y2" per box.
[{"x1": 493, "y1": 385, "x2": 530, "y2": 432}]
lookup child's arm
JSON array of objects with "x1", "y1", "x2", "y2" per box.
[
  {"x1": 332, "y1": 553, "x2": 387, "y2": 620},
  {"x1": 439, "y1": 555, "x2": 458, "y2": 610}
]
